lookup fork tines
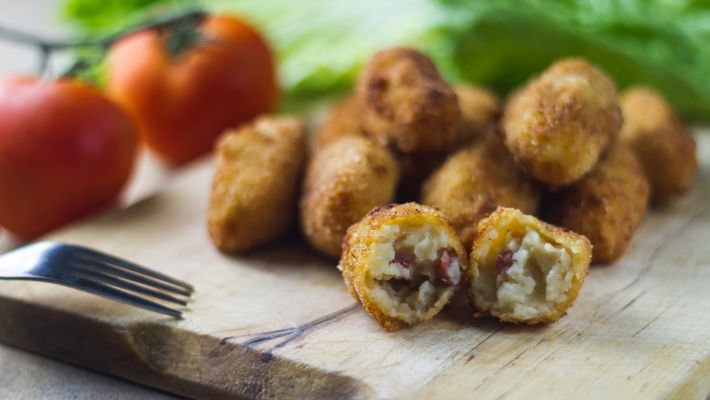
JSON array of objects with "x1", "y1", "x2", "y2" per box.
[{"x1": 67, "y1": 246, "x2": 194, "y2": 318}]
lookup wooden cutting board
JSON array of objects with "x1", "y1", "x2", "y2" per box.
[{"x1": 0, "y1": 134, "x2": 708, "y2": 400}]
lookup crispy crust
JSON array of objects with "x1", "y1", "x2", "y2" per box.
[
  {"x1": 310, "y1": 93, "x2": 446, "y2": 203},
  {"x1": 619, "y1": 87, "x2": 698, "y2": 203},
  {"x1": 468, "y1": 207, "x2": 592, "y2": 324},
  {"x1": 300, "y1": 136, "x2": 399, "y2": 258},
  {"x1": 396, "y1": 85, "x2": 501, "y2": 201},
  {"x1": 207, "y1": 115, "x2": 307, "y2": 253},
  {"x1": 312, "y1": 95, "x2": 366, "y2": 152},
  {"x1": 544, "y1": 144, "x2": 650, "y2": 263},
  {"x1": 455, "y1": 84, "x2": 501, "y2": 145},
  {"x1": 357, "y1": 47, "x2": 460, "y2": 153},
  {"x1": 502, "y1": 58, "x2": 622, "y2": 186},
  {"x1": 341, "y1": 203, "x2": 467, "y2": 330},
  {"x1": 422, "y1": 134, "x2": 540, "y2": 249}
]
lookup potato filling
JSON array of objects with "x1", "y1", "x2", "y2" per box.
[
  {"x1": 493, "y1": 229, "x2": 573, "y2": 319},
  {"x1": 366, "y1": 224, "x2": 461, "y2": 323}
]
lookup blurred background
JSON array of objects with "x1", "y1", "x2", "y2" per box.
[
  {"x1": 3, "y1": 0, "x2": 709, "y2": 120},
  {"x1": 60, "y1": 0, "x2": 710, "y2": 121},
  {"x1": 0, "y1": 1, "x2": 69, "y2": 75}
]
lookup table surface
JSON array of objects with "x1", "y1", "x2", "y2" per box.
[{"x1": 0, "y1": 1, "x2": 176, "y2": 398}]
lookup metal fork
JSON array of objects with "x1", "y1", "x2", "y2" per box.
[{"x1": 0, "y1": 241, "x2": 193, "y2": 318}]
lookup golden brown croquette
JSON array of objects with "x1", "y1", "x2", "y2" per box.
[
  {"x1": 502, "y1": 58, "x2": 622, "y2": 186},
  {"x1": 619, "y1": 87, "x2": 698, "y2": 203},
  {"x1": 468, "y1": 207, "x2": 592, "y2": 324},
  {"x1": 357, "y1": 47, "x2": 460, "y2": 154},
  {"x1": 544, "y1": 144, "x2": 650, "y2": 263},
  {"x1": 301, "y1": 136, "x2": 399, "y2": 258},
  {"x1": 208, "y1": 116, "x2": 307, "y2": 253},
  {"x1": 341, "y1": 203, "x2": 467, "y2": 330}
]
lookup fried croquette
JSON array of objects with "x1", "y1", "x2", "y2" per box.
[
  {"x1": 312, "y1": 95, "x2": 365, "y2": 152},
  {"x1": 468, "y1": 207, "x2": 592, "y2": 324},
  {"x1": 340, "y1": 203, "x2": 467, "y2": 330},
  {"x1": 422, "y1": 134, "x2": 540, "y2": 249},
  {"x1": 455, "y1": 84, "x2": 501, "y2": 145},
  {"x1": 545, "y1": 145, "x2": 650, "y2": 263},
  {"x1": 301, "y1": 136, "x2": 399, "y2": 258},
  {"x1": 208, "y1": 116, "x2": 307, "y2": 253},
  {"x1": 619, "y1": 87, "x2": 698, "y2": 203},
  {"x1": 357, "y1": 47, "x2": 460, "y2": 153},
  {"x1": 502, "y1": 58, "x2": 622, "y2": 186}
]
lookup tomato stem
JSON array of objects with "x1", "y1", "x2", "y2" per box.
[{"x1": 0, "y1": 8, "x2": 207, "y2": 77}]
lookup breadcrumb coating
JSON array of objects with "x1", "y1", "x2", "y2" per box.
[
  {"x1": 301, "y1": 136, "x2": 399, "y2": 258},
  {"x1": 208, "y1": 116, "x2": 307, "y2": 253},
  {"x1": 311, "y1": 94, "x2": 443, "y2": 203},
  {"x1": 502, "y1": 58, "x2": 622, "y2": 186},
  {"x1": 544, "y1": 145, "x2": 650, "y2": 263},
  {"x1": 619, "y1": 87, "x2": 698, "y2": 203},
  {"x1": 397, "y1": 84, "x2": 501, "y2": 201},
  {"x1": 358, "y1": 47, "x2": 460, "y2": 153}
]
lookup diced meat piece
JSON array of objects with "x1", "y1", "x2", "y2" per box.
[
  {"x1": 496, "y1": 251, "x2": 514, "y2": 272},
  {"x1": 393, "y1": 250, "x2": 416, "y2": 270},
  {"x1": 436, "y1": 250, "x2": 460, "y2": 286},
  {"x1": 496, "y1": 250, "x2": 515, "y2": 288}
]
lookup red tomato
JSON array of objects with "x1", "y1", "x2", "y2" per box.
[
  {"x1": 0, "y1": 77, "x2": 138, "y2": 239},
  {"x1": 106, "y1": 14, "x2": 278, "y2": 165}
]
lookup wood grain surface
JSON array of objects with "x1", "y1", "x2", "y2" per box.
[{"x1": 0, "y1": 134, "x2": 708, "y2": 400}]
